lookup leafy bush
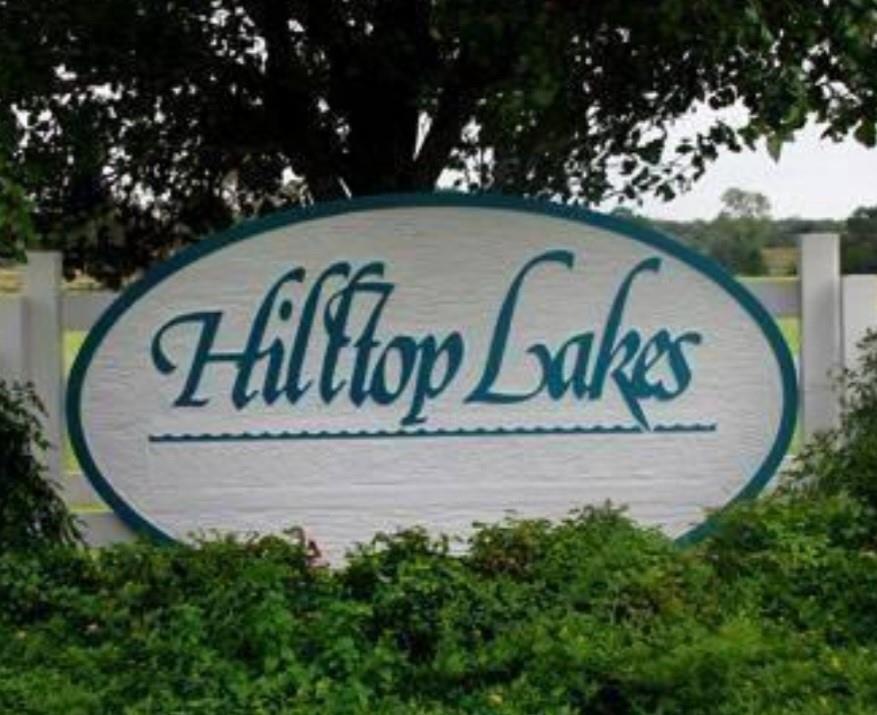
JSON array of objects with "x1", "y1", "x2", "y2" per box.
[
  {"x1": 0, "y1": 382, "x2": 80, "y2": 550},
  {"x1": 0, "y1": 166, "x2": 35, "y2": 263},
  {"x1": 787, "y1": 331, "x2": 877, "y2": 512},
  {"x1": 0, "y1": 506, "x2": 877, "y2": 715},
  {"x1": 0, "y1": 504, "x2": 875, "y2": 714},
  {"x1": 1, "y1": 339, "x2": 876, "y2": 713}
]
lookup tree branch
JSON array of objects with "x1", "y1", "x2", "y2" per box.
[{"x1": 256, "y1": 0, "x2": 346, "y2": 199}]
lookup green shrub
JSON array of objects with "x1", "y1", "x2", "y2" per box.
[
  {"x1": 1, "y1": 343, "x2": 877, "y2": 712},
  {"x1": 0, "y1": 501, "x2": 874, "y2": 714},
  {"x1": 787, "y1": 331, "x2": 877, "y2": 513},
  {"x1": 0, "y1": 382, "x2": 81, "y2": 550}
]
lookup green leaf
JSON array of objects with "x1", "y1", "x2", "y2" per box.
[
  {"x1": 766, "y1": 135, "x2": 784, "y2": 162},
  {"x1": 854, "y1": 121, "x2": 876, "y2": 148}
]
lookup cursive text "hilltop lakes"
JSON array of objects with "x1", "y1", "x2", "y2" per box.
[{"x1": 150, "y1": 250, "x2": 703, "y2": 430}]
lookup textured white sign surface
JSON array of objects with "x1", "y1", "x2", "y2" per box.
[{"x1": 68, "y1": 195, "x2": 797, "y2": 560}]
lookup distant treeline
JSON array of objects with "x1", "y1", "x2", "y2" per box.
[
  {"x1": 616, "y1": 190, "x2": 877, "y2": 277},
  {"x1": 653, "y1": 217, "x2": 843, "y2": 276}
]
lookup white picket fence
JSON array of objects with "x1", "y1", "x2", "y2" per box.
[{"x1": 1, "y1": 233, "x2": 876, "y2": 545}]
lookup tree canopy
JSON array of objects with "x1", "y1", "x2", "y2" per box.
[
  {"x1": 842, "y1": 206, "x2": 877, "y2": 274},
  {"x1": 647, "y1": 188, "x2": 773, "y2": 276},
  {"x1": 1, "y1": 0, "x2": 876, "y2": 284},
  {"x1": 718, "y1": 188, "x2": 772, "y2": 221},
  {"x1": 704, "y1": 189, "x2": 771, "y2": 275}
]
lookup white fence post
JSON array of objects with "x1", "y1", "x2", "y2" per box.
[
  {"x1": 841, "y1": 275, "x2": 877, "y2": 372},
  {"x1": 798, "y1": 233, "x2": 842, "y2": 440},
  {"x1": 23, "y1": 251, "x2": 65, "y2": 483}
]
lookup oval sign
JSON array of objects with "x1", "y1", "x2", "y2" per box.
[{"x1": 69, "y1": 194, "x2": 797, "y2": 559}]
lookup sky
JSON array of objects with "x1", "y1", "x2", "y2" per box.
[{"x1": 622, "y1": 107, "x2": 877, "y2": 221}]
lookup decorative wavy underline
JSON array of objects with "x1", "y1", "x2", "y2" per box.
[{"x1": 147, "y1": 423, "x2": 717, "y2": 444}]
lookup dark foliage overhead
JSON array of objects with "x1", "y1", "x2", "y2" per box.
[{"x1": 1, "y1": 0, "x2": 875, "y2": 284}]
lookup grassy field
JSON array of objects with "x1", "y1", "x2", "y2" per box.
[
  {"x1": 762, "y1": 246, "x2": 798, "y2": 276},
  {"x1": 62, "y1": 333, "x2": 85, "y2": 475},
  {"x1": 777, "y1": 316, "x2": 800, "y2": 353},
  {"x1": 0, "y1": 269, "x2": 20, "y2": 293},
  {"x1": 0, "y1": 267, "x2": 101, "y2": 293}
]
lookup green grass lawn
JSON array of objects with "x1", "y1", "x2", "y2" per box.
[
  {"x1": 62, "y1": 331, "x2": 104, "y2": 512},
  {"x1": 63, "y1": 332, "x2": 86, "y2": 475},
  {"x1": 64, "y1": 331, "x2": 86, "y2": 371},
  {"x1": 777, "y1": 317, "x2": 800, "y2": 354}
]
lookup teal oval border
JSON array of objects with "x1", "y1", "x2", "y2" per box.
[{"x1": 66, "y1": 192, "x2": 799, "y2": 547}]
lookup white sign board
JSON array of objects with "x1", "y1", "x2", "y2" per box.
[{"x1": 68, "y1": 195, "x2": 797, "y2": 560}]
